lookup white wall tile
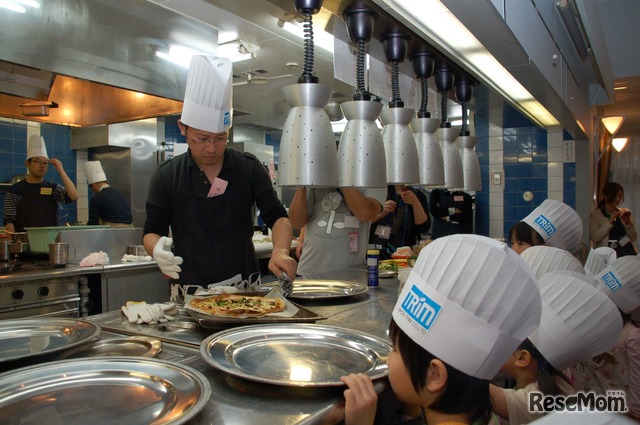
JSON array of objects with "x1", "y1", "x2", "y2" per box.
[
  {"x1": 548, "y1": 191, "x2": 563, "y2": 201},
  {"x1": 548, "y1": 161, "x2": 563, "y2": 177},
  {"x1": 548, "y1": 177, "x2": 563, "y2": 192}
]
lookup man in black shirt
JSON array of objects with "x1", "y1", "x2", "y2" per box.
[{"x1": 84, "y1": 161, "x2": 133, "y2": 228}]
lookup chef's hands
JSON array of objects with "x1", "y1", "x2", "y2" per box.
[
  {"x1": 399, "y1": 189, "x2": 419, "y2": 206},
  {"x1": 339, "y1": 373, "x2": 378, "y2": 425},
  {"x1": 153, "y1": 236, "x2": 183, "y2": 279},
  {"x1": 382, "y1": 200, "x2": 397, "y2": 215},
  {"x1": 268, "y1": 249, "x2": 297, "y2": 283},
  {"x1": 121, "y1": 301, "x2": 177, "y2": 324}
]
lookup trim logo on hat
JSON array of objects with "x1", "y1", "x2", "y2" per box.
[
  {"x1": 399, "y1": 284, "x2": 442, "y2": 331},
  {"x1": 532, "y1": 214, "x2": 556, "y2": 238},
  {"x1": 601, "y1": 271, "x2": 622, "y2": 292}
]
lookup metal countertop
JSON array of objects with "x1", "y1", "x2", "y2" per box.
[{"x1": 85, "y1": 268, "x2": 401, "y2": 425}]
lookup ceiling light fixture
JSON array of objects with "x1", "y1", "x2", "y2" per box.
[
  {"x1": 337, "y1": 3, "x2": 386, "y2": 188},
  {"x1": 380, "y1": 27, "x2": 420, "y2": 185},
  {"x1": 19, "y1": 100, "x2": 58, "y2": 117},
  {"x1": 380, "y1": 0, "x2": 560, "y2": 128},
  {"x1": 611, "y1": 137, "x2": 628, "y2": 152},
  {"x1": 454, "y1": 72, "x2": 481, "y2": 191},
  {"x1": 278, "y1": 18, "x2": 335, "y2": 53},
  {"x1": 410, "y1": 45, "x2": 443, "y2": 187},
  {"x1": 217, "y1": 40, "x2": 260, "y2": 63},
  {"x1": 156, "y1": 45, "x2": 210, "y2": 68},
  {"x1": 434, "y1": 58, "x2": 463, "y2": 189},
  {"x1": 278, "y1": 0, "x2": 338, "y2": 188}
]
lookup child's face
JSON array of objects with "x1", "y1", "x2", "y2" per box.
[
  {"x1": 509, "y1": 237, "x2": 531, "y2": 255},
  {"x1": 387, "y1": 346, "x2": 423, "y2": 406}
]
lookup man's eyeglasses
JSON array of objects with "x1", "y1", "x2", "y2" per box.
[
  {"x1": 30, "y1": 159, "x2": 49, "y2": 166},
  {"x1": 186, "y1": 129, "x2": 227, "y2": 145}
]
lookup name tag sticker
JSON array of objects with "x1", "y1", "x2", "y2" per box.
[
  {"x1": 348, "y1": 232, "x2": 358, "y2": 253},
  {"x1": 207, "y1": 177, "x2": 228, "y2": 198},
  {"x1": 375, "y1": 225, "x2": 392, "y2": 239},
  {"x1": 40, "y1": 187, "x2": 53, "y2": 195},
  {"x1": 454, "y1": 195, "x2": 463, "y2": 202}
]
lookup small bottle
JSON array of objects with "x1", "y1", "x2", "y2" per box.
[{"x1": 367, "y1": 249, "x2": 379, "y2": 287}]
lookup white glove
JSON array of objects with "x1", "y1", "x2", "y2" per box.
[
  {"x1": 121, "y1": 301, "x2": 177, "y2": 324},
  {"x1": 153, "y1": 236, "x2": 183, "y2": 279}
]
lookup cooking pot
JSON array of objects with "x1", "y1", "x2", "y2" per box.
[
  {"x1": 0, "y1": 240, "x2": 10, "y2": 262},
  {"x1": 126, "y1": 245, "x2": 147, "y2": 256}
]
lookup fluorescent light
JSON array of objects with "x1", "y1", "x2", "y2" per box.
[
  {"x1": 217, "y1": 40, "x2": 259, "y2": 63},
  {"x1": 279, "y1": 19, "x2": 334, "y2": 54},
  {"x1": 612, "y1": 137, "x2": 628, "y2": 152},
  {"x1": 156, "y1": 45, "x2": 209, "y2": 68},
  {"x1": 381, "y1": 0, "x2": 560, "y2": 128}
]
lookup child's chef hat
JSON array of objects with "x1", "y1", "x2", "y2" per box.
[
  {"x1": 594, "y1": 256, "x2": 640, "y2": 314},
  {"x1": 27, "y1": 135, "x2": 48, "y2": 160},
  {"x1": 83, "y1": 161, "x2": 107, "y2": 185},
  {"x1": 393, "y1": 234, "x2": 542, "y2": 380},
  {"x1": 520, "y1": 245, "x2": 585, "y2": 279},
  {"x1": 522, "y1": 199, "x2": 583, "y2": 253},
  {"x1": 584, "y1": 247, "x2": 617, "y2": 278},
  {"x1": 181, "y1": 56, "x2": 233, "y2": 134},
  {"x1": 528, "y1": 272, "x2": 622, "y2": 371}
]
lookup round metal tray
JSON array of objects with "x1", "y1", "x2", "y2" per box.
[
  {"x1": 0, "y1": 318, "x2": 101, "y2": 363},
  {"x1": 201, "y1": 323, "x2": 391, "y2": 387},
  {"x1": 56, "y1": 336, "x2": 163, "y2": 359},
  {"x1": 257, "y1": 279, "x2": 369, "y2": 300},
  {"x1": 0, "y1": 357, "x2": 211, "y2": 425}
]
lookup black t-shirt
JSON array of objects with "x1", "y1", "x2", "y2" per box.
[
  {"x1": 428, "y1": 189, "x2": 473, "y2": 239},
  {"x1": 88, "y1": 186, "x2": 132, "y2": 225}
]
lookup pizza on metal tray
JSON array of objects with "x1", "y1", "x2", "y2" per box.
[{"x1": 189, "y1": 293, "x2": 286, "y2": 317}]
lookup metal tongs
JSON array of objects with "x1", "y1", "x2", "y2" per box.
[{"x1": 277, "y1": 271, "x2": 293, "y2": 298}]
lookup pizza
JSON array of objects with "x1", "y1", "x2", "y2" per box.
[{"x1": 189, "y1": 293, "x2": 286, "y2": 317}]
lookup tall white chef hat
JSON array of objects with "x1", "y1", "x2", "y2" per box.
[
  {"x1": 26, "y1": 135, "x2": 48, "y2": 160},
  {"x1": 181, "y1": 55, "x2": 233, "y2": 134},
  {"x1": 393, "y1": 234, "x2": 542, "y2": 380},
  {"x1": 584, "y1": 247, "x2": 617, "y2": 278},
  {"x1": 528, "y1": 272, "x2": 622, "y2": 371},
  {"x1": 594, "y1": 256, "x2": 640, "y2": 314},
  {"x1": 520, "y1": 245, "x2": 585, "y2": 279},
  {"x1": 84, "y1": 161, "x2": 107, "y2": 185},
  {"x1": 521, "y1": 199, "x2": 583, "y2": 253}
]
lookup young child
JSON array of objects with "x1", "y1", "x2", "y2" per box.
[
  {"x1": 509, "y1": 221, "x2": 545, "y2": 255},
  {"x1": 338, "y1": 234, "x2": 543, "y2": 425},
  {"x1": 490, "y1": 272, "x2": 622, "y2": 424},
  {"x1": 577, "y1": 256, "x2": 640, "y2": 421}
]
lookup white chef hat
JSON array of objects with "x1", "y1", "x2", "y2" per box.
[
  {"x1": 584, "y1": 247, "x2": 617, "y2": 278},
  {"x1": 26, "y1": 135, "x2": 49, "y2": 160},
  {"x1": 530, "y1": 411, "x2": 636, "y2": 425},
  {"x1": 520, "y1": 245, "x2": 585, "y2": 279},
  {"x1": 84, "y1": 161, "x2": 107, "y2": 185},
  {"x1": 393, "y1": 234, "x2": 542, "y2": 380},
  {"x1": 522, "y1": 199, "x2": 583, "y2": 253},
  {"x1": 594, "y1": 256, "x2": 640, "y2": 314},
  {"x1": 528, "y1": 272, "x2": 622, "y2": 371},
  {"x1": 181, "y1": 55, "x2": 233, "y2": 134}
]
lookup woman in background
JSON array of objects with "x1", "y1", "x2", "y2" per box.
[{"x1": 591, "y1": 182, "x2": 637, "y2": 257}]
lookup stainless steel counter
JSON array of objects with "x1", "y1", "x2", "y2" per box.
[{"x1": 85, "y1": 268, "x2": 401, "y2": 425}]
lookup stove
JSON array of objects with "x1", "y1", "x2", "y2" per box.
[{"x1": 0, "y1": 261, "x2": 62, "y2": 275}]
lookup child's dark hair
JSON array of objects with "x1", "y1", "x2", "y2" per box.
[
  {"x1": 509, "y1": 221, "x2": 545, "y2": 247},
  {"x1": 519, "y1": 338, "x2": 571, "y2": 396},
  {"x1": 389, "y1": 319, "x2": 492, "y2": 424}
]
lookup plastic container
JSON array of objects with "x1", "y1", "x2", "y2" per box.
[{"x1": 25, "y1": 225, "x2": 110, "y2": 253}]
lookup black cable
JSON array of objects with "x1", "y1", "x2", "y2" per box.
[
  {"x1": 356, "y1": 39, "x2": 366, "y2": 95},
  {"x1": 297, "y1": 11, "x2": 318, "y2": 83}
]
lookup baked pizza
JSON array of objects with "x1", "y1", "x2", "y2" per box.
[{"x1": 189, "y1": 293, "x2": 286, "y2": 317}]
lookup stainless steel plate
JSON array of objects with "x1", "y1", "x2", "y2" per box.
[
  {"x1": 56, "y1": 336, "x2": 163, "y2": 359},
  {"x1": 0, "y1": 318, "x2": 100, "y2": 363},
  {"x1": 201, "y1": 323, "x2": 391, "y2": 387},
  {"x1": 0, "y1": 357, "x2": 210, "y2": 425},
  {"x1": 258, "y1": 279, "x2": 369, "y2": 299},
  {"x1": 379, "y1": 270, "x2": 398, "y2": 278}
]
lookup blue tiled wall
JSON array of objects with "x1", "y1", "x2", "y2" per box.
[{"x1": 0, "y1": 121, "x2": 77, "y2": 226}]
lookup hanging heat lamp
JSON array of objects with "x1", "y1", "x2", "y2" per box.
[
  {"x1": 278, "y1": 0, "x2": 338, "y2": 187},
  {"x1": 434, "y1": 58, "x2": 463, "y2": 189},
  {"x1": 337, "y1": 3, "x2": 386, "y2": 188},
  {"x1": 454, "y1": 72, "x2": 481, "y2": 191},
  {"x1": 380, "y1": 28, "x2": 420, "y2": 185},
  {"x1": 409, "y1": 46, "x2": 443, "y2": 187}
]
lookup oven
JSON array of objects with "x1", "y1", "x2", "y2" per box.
[{"x1": 0, "y1": 275, "x2": 80, "y2": 320}]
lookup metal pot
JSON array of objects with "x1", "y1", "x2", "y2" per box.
[
  {"x1": 126, "y1": 245, "x2": 147, "y2": 256},
  {"x1": 49, "y1": 242, "x2": 69, "y2": 266},
  {"x1": 0, "y1": 240, "x2": 10, "y2": 262}
]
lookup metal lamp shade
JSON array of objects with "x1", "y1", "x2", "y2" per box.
[
  {"x1": 457, "y1": 135, "x2": 481, "y2": 191},
  {"x1": 380, "y1": 107, "x2": 420, "y2": 185},
  {"x1": 411, "y1": 117, "x2": 443, "y2": 187},
  {"x1": 278, "y1": 83, "x2": 338, "y2": 187},
  {"x1": 338, "y1": 100, "x2": 386, "y2": 187},
  {"x1": 438, "y1": 127, "x2": 463, "y2": 189}
]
